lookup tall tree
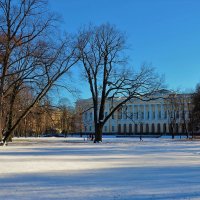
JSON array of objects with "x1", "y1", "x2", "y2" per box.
[
  {"x1": 0, "y1": 0, "x2": 78, "y2": 144},
  {"x1": 77, "y1": 24, "x2": 162, "y2": 142}
]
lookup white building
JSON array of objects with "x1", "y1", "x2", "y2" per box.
[{"x1": 78, "y1": 90, "x2": 192, "y2": 135}]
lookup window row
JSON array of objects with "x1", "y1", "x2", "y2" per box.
[
  {"x1": 84, "y1": 123, "x2": 188, "y2": 134},
  {"x1": 84, "y1": 111, "x2": 188, "y2": 121}
]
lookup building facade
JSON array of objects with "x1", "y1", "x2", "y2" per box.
[{"x1": 78, "y1": 90, "x2": 192, "y2": 135}]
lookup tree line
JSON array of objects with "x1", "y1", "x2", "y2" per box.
[
  {"x1": 166, "y1": 86, "x2": 200, "y2": 139},
  {"x1": 11, "y1": 100, "x2": 82, "y2": 138}
]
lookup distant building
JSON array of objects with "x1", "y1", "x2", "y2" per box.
[{"x1": 77, "y1": 90, "x2": 192, "y2": 135}]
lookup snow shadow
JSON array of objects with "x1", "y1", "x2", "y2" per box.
[
  {"x1": 1, "y1": 165, "x2": 200, "y2": 200},
  {"x1": 0, "y1": 141, "x2": 200, "y2": 157}
]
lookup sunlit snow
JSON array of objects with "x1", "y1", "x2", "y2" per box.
[{"x1": 0, "y1": 137, "x2": 200, "y2": 200}]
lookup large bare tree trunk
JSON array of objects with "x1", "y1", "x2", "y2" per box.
[{"x1": 94, "y1": 123, "x2": 103, "y2": 143}]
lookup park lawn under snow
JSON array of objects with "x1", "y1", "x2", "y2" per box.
[{"x1": 0, "y1": 137, "x2": 200, "y2": 200}]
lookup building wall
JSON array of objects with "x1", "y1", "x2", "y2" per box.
[{"x1": 80, "y1": 93, "x2": 191, "y2": 135}]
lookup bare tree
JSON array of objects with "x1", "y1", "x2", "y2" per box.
[
  {"x1": 165, "y1": 92, "x2": 191, "y2": 139},
  {"x1": 191, "y1": 84, "x2": 200, "y2": 137},
  {"x1": 77, "y1": 24, "x2": 163, "y2": 142},
  {"x1": 165, "y1": 93, "x2": 180, "y2": 139},
  {"x1": 0, "y1": 0, "x2": 78, "y2": 144},
  {"x1": 178, "y1": 94, "x2": 191, "y2": 138}
]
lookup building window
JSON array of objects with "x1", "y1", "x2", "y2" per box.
[
  {"x1": 129, "y1": 124, "x2": 132, "y2": 133},
  {"x1": 84, "y1": 126, "x2": 87, "y2": 132},
  {"x1": 182, "y1": 124, "x2": 185, "y2": 133},
  {"x1": 134, "y1": 124, "x2": 138, "y2": 133},
  {"x1": 89, "y1": 126, "x2": 92, "y2": 131},
  {"x1": 90, "y1": 112, "x2": 92, "y2": 120},
  {"x1": 105, "y1": 112, "x2": 108, "y2": 118},
  {"x1": 152, "y1": 123, "x2": 155, "y2": 133},
  {"x1": 124, "y1": 124, "x2": 127, "y2": 133},
  {"x1": 118, "y1": 124, "x2": 121, "y2": 133},
  {"x1": 163, "y1": 123, "x2": 167, "y2": 133},
  {"x1": 176, "y1": 123, "x2": 179, "y2": 133},
  {"x1": 118, "y1": 111, "x2": 122, "y2": 119},
  {"x1": 123, "y1": 112, "x2": 127, "y2": 119},
  {"x1": 146, "y1": 124, "x2": 149, "y2": 133},
  {"x1": 141, "y1": 112, "x2": 144, "y2": 119},
  {"x1": 164, "y1": 111, "x2": 167, "y2": 119},
  {"x1": 140, "y1": 124, "x2": 143, "y2": 133},
  {"x1": 176, "y1": 111, "x2": 179, "y2": 119},
  {"x1": 112, "y1": 114, "x2": 115, "y2": 119},
  {"x1": 147, "y1": 112, "x2": 150, "y2": 120},
  {"x1": 181, "y1": 111, "x2": 185, "y2": 119},
  {"x1": 157, "y1": 123, "x2": 161, "y2": 133},
  {"x1": 104, "y1": 126, "x2": 107, "y2": 132},
  {"x1": 136, "y1": 112, "x2": 138, "y2": 119},
  {"x1": 112, "y1": 126, "x2": 115, "y2": 132},
  {"x1": 158, "y1": 111, "x2": 161, "y2": 119},
  {"x1": 153, "y1": 112, "x2": 155, "y2": 119}
]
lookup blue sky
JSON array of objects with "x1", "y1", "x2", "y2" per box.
[{"x1": 49, "y1": 0, "x2": 200, "y2": 101}]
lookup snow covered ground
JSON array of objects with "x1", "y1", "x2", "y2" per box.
[{"x1": 0, "y1": 136, "x2": 200, "y2": 200}]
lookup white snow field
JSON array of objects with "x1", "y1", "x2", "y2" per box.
[{"x1": 0, "y1": 137, "x2": 200, "y2": 200}]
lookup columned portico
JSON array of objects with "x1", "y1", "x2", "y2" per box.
[{"x1": 80, "y1": 91, "x2": 191, "y2": 135}]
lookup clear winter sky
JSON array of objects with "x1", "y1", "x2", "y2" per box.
[{"x1": 48, "y1": 0, "x2": 200, "y2": 103}]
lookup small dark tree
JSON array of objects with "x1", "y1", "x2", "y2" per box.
[
  {"x1": 178, "y1": 94, "x2": 191, "y2": 139},
  {"x1": 165, "y1": 93, "x2": 180, "y2": 139},
  {"x1": 191, "y1": 84, "x2": 200, "y2": 135}
]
